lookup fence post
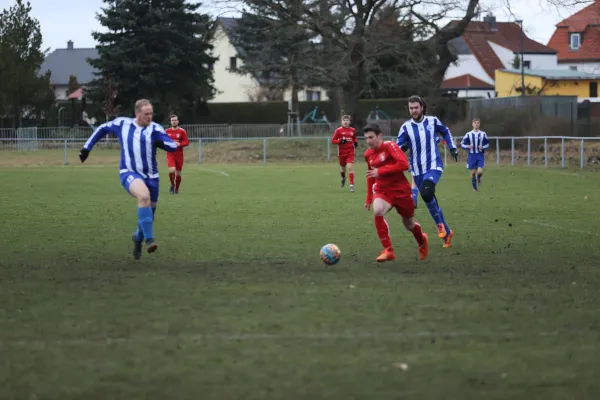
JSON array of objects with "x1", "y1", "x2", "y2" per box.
[
  {"x1": 263, "y1": 138, "x2": 267, "y2": 164},
  {"x1": 544, "y1": 137, "x2": 548, "y2": 168},
  {"x1": 198, "y1": 138, "x2": 203, "y2": 164},
  {"x1": 561, "y1": 138, "x2": 565, "y2": 169},
  {"x1": 496, "y1": 138, "x2": 500, "y2": 165},
  {"x1": 327, "y1": 137, "x2": 331, "y2": 162},
  {"x1": 511, "y1": 138, "x2": 515, "y2": 166},
  {"x1": 581, "y1": 138, "x2": 584, "y2": 169},
  {"x1": 63, "y1": 138, "x2": 68, "y2": 165}
]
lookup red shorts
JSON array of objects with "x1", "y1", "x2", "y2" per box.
[
  {"x1": 374, "y1": 192, "x2": 414, "y2": 218},
  {"x1": 167, "y1": 152, "x2": 184, "y2": 171},
  {"x1": 338, "y1": 154, "x2": 355, "y2": 166}
]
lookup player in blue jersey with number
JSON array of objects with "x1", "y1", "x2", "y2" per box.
[
  {"x1": 78, "y1": 99, "x2": 178, "y2": 259},
  {"x1": 397, "y1": 95, "x2": 459, "y2": 248},
  {"x1": 460, "y1": 118, "x2": 489, "y2": 192}
]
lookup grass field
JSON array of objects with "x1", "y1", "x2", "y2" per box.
[{"x1": 1, "y1": 148, "x2": 600, "y2": 399}]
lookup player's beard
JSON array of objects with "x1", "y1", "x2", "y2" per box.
[{"x1": 411, "y1": 112, "x2": 424, "y2": 122}]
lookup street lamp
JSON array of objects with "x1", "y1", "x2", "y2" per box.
[{"x1": 516, "y1": 19, "x2": 525, "y2": 96}]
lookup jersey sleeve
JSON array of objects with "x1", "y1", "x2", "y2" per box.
[
  {"x1": 433, "y1": 117, "x2": 456, "y2": 150},
  {"x1": 377, "y1": 142, "x2": 409, "y2": 176},
  {"x1": 180, "y1": 129, "x2": 190, "y2": 148},
  {"x1": 83, "y1": 118, "x2": 121, "y2": 151},
  {"x1": 460, "y1": 133, "x2": 471, "y2": 149},
  {"x1": 151, "y1": 125, "x2": 178, "y2": 152},
  {"x1": 481, "y1": 132, "x2": 490, "y2": 149},
  {"x1": 364, "y1": 153, "x2": 375, "y2": 205},
  {"x1": 396, "y1": 124, "x2": 410, "y2": 151},
  {"x1": 331, "y1": 129, "x2": 341, "y2": 144}
]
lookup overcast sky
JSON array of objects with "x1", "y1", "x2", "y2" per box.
[{"x1": 0, "y1": 0, "x2": 592, "y2": 51}]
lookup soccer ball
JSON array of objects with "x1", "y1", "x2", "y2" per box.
[{"x1": 320, "y1": 243, "x2": 341, "y2": 265}]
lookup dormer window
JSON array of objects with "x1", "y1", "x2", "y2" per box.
[{"x1": 570, "y1": 33, "x2": 581, "y2": 50}]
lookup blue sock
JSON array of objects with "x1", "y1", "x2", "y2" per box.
[
  {"x1": 438, "y1": 207, "x2": 451, "y2": 234},
  {"x1": 411, "y1": 188, "x2": 419, "y2": 206},
  {"x1": 138, "y1": 207, "x2": 154, "y2": 240},
  {"x1": 425, "y1": 198, "x2": 443, "y2": 225},
  {"x1": 471, "y1": 177, "x2": 477, "y2": 190}
]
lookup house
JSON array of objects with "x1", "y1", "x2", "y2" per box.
[
  {"x1": 212, "y1": 17, "x2": 328, "y2": 103},
  {"x1": 495, "y1": 68, "x2": 600, "y2": 100},
  {"x1": 547, "y1": 1, "x2": 600, "y2": 73},
  {"x1": 40, "y1": 40, "x2": 98, "y2": 100},
  {"x1": 442, "y1": 15, "x2": 559, "y2": 98}
]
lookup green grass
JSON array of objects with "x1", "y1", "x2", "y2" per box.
[{"x1": 1, "y1": 154, "x2": 600, "y2": 399}]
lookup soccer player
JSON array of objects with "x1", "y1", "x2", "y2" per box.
[
  {"x1": 165, "y1": 114, "x2": 189, "y2": 194},
  {"x1": 460, "y1": 118, "x2": 489, "y2": 192},
  {"x1": 397, "y1": 95, "x2": 459, "y2": 248},
  {"x1": 363, "y1": 123, "x2": 429, "y2": 263},
  {"x1": 78, "y1": 99, "x2": 178, "y2": 259},
  {"x1": 331, "y1": 115, "x2": 358, "y2": 192}
]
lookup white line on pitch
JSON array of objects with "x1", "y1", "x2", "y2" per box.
[
  {"x1": 523, "y1": 220, "x2": 597, "y2": 236},
  {"x1": 201, "y1": 168, "x2": 229, "y2": 176}
]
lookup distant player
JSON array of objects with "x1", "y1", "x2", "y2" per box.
[
  {"x1": 411, "y1": 135, "x2": 441, "y2": 208},
  {"x1": 397, "y1": 95, "x2": 459, "y2": 248},
  {"x1": 460, "y1": 118, "x2": 489, "y2": 192},
  {"x1": 165, "y1": 114, "x2": 189, "y2": 194},
  {"x1": 78, "y1": 99, "x2": 178, "y2": 259},
  {"x1": 331, "y1": 115, "x2": 358, "y2": 192},
  {"x1": 363, "y1": 123, "x2": 429, "y2": 263}
]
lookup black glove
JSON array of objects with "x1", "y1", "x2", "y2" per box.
[
  {"x1": 154, "y1": 140, "x2": 167, "y2": 150},
  {"x1": 79, "y1": 148, "x2": 89, "y2": 163},
  {"x1": 340, "y1": 138, "x2": 347, "y2": 145},
  {"x1": 450, "y1": 148, "x2": 459, "y2": 162},
  {"x1": 353, "y1": 141, "x2": 358, "y2": 148},
  {"x1": 400, "y1": 144, "x2": 409, "y2": 152}
]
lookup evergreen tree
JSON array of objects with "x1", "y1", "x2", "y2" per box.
[{"x1": 86, "y1": 0, "x2": 217, "y2": 122}]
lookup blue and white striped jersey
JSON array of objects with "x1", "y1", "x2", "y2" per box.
[
  {"x1": 461, "y1": 130, "x2": 489, "y2": 154},
  {"x1": 396, "y1": 115, "x2": 457, "y2": 176},
  {"x1": 83, "y1": 117, "x2": 177, "y2": 179}
]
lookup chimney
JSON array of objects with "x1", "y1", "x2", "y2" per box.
[
  {"x1": 67, "y1": 40, "x2": 74, "y2": 50},
  {"x1": 483, "y1": 14, "x2": 497, "y2": 31}
]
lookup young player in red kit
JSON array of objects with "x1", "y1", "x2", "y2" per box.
[
  {"x1": 165, "y1": 114, "x2": 189, "y2": 194},
  {"x1": 331, "y1": 115, "x2": 358, "y2": 192},
  {"x1": 363, "y1": 123, "x2": 429, "y2": 263}
]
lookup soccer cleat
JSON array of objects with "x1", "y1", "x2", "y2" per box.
[
  {"x1": 349, "y1": 184, "x2": 355, "y2": 192},
  {"x1": 341, "y1": 177, "x2": 346, "y2": 188},
  {"x1": 146, "y1": 239, "x2": 158, "y2": 253},
  {"x1": 443, "y1": 230, "x2": 454, "y2": 248},
  {"x1": 132, "y1": 233, "x2": 143, "y2": 260},
  {"x1": 376, "y1": 247, "x2": 396, "y2": 262},
  {"x1": 418, "y1": 233, "x2": 429, "y2": 260},
  {"x1": 174, "y1": 190, "x2": 179, "y2": 195},
  {"x1": 436, "y1": 223, "x2": 447, "y2": 239},
  {"x1": 169, "y1": 186, "x2": 174, "y2": 194}
]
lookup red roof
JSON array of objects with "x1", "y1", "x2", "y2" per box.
[
  {"x1": 547, "y1": 1, "x2": 600, "y2": 62},
  {"x1": 67, "y1": 87, "x2": 83, "y2": 100},
  {"x1": 445, "y1": 20, "x2": 556, "y2": 80},
  {"x1": 441, "y1": 74, "x2": 493, "y2": 89}
]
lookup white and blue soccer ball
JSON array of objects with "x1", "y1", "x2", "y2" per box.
[{"x1": 320, "y1": 243, "x2": 341, "y2": 265}]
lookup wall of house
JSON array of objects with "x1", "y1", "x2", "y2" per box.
[
  {"x1": 283, "y1": 87, "x2": 330, "y2": 102},
  {"x1": 444, "y1": 54, "x2": 495, "y2": 86},
  {"x1": 53, "y1": 85, "x2": 69, "y2": 101},
  {"x1": 541, "y1": 79, "x2": 600, "y2": 98},
  {"x1": 208, "y1": 25, "x2": 262, "y2": 103},
  {"x1": 454, "y1": 89, "x2": 495, "y2": 98},
  {"x1": 559, "y1": 62, "x2": 600, "y2": 73},
  {"x1": 494, "y1": 70, "x2": 544, "y2": 97},
  {"x1": 488, "y1": 41, "x2": 559, "y2": 70}
]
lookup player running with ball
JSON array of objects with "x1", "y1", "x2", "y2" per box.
[
  {"x1": 363, "y1": 123, "x2": 429, "y2": 263},
  {"x1": 331, "y1": 115, "x2": 358, "y2": 192}
]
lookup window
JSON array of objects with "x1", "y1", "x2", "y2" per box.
[
  {"x1": 523, "y1": 60, "x2": 531, "y2": 69},
  {"x1": 570, "y1": 66, "x2": 578, "y2": 71},
  {"x1": 229, "y1": 57, "x2": 237, "y2": 71},
  {"x1": 570, "y1": 33, "x2": 581, "y2": 50},
  {"x1": 306, "y1": 90, "x2": 321, "y2": 101},
  {"x1": 590, "y1": 82, "x2": 598, "y2": 97}
]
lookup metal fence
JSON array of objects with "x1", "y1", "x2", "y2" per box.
[{"x1": 1, "y1": 134, "x2": 599, "y2": 169}]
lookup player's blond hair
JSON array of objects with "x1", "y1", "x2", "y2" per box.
[
  {"x1": 341, "y1": 115, "x2": 351, "y2": 121},
  {"x1": 135, "y1": 99, "x2": 152, "y2": 113}
]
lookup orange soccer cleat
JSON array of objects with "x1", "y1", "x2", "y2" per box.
[
  {"x1": 376, "y1": 247, "x2": 396, "y2": 262},
  {"x1": 436, "y1": 223, "x2": 447, "y2": 239},
  {"x1": 418, "y1": 233, "x2": 429, "y2": 260},
  {"x1": 443, "y1": 230, "x2": 454, "y2": 248}
]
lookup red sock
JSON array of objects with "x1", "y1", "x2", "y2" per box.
[
  {"x1": 341, "y1": 171, "x2": 346, "y2": 178},
  {"x1": 374, "y1": 216, "x2": 392, "y2": 249},
  {"x1": 169, "y1": 172, "x2": 175, "y2": 186},
  {"x1": 175, "y1": 175, "x2": 182, "y2": 191},
  {"x1": 411, "y1": 222, "x2": 425, "y2": 245},
  {"x1": 349, "y1": 172, "x2": 354, "y2": 185}
]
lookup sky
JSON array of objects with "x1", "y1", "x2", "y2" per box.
[{"x1": 0, "y1": 0, "x2": 592, "y2": 51}]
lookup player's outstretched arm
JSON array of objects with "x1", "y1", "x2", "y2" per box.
[
  {"x1": 377, "y1": 142, "x2": 410, "y2": 176},
  {"x1": 152, "y1": 125, "x2": 178, "y2": 152},
  {"x1": 396, "y1": 125, "x2": 410, "y2": 152},
  {"x1": 364, "y1": 156, "x2": 375, "y2": 210},
  {"x1": 460, "y1": 133, "x2": 471, "y2": 149},
  {"x1": 79, "y1": 119, "x2": 119, "y2": 162},
  {"x1": 180, "y1": 129, "x2": 190, "y2": 148},
  {"x1": 434, "y1": 117, "x2": 458, "y2": 161}
]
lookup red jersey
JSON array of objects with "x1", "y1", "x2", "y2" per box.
[
  {"x1": 331, "y1": 126, "x2": 357, "y2": 156},
  {"x1": 165, "y1": 127, "x2": 189, "y2": 154},
  {"x1": 364, "y1": 141, "x2": 411, "y2": 204}
]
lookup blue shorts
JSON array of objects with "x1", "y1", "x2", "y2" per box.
[
  {"x1": 467, "y1": 153, "x2": 485, "y2": 170},
  {"x1": 120, "y1": 172, "x2": 160, "y2": 203},
  {"x1": 413, "y1": 170, "x2": 442, "y2": 190}
]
